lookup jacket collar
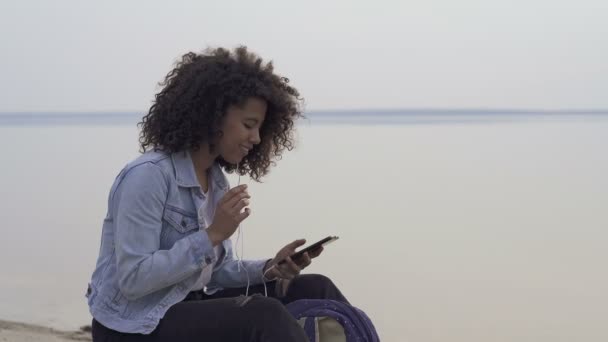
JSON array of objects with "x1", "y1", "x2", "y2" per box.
[{"x1": 171, "y1": 151, "x2": 229, "y2": 190}]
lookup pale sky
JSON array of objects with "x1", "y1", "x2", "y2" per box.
[{"x1": 1, "y1": 0, "x2": 606, "y2": 112}]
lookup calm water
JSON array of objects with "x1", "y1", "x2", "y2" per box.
[{"x1": 1, "y1": 112, "x2": 607, "y2": 341}]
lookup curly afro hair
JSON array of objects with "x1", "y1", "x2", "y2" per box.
[{"x1": 138, "y1": 46, "x2": 303, "y2": 181}]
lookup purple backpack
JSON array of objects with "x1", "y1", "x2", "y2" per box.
[{"x1": 286, "y1": 299, "x2": 380, "y2": 342}]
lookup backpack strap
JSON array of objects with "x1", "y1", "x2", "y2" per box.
[{"x1": 287, "y1": 299, "x2": 380, "y2": 342}]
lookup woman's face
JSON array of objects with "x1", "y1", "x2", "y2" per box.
[{"x1": 216, "y1": 97, "x2": 267, "y2": 164}]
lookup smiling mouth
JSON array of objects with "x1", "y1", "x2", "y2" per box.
[{"x1": 240, "y1": 145, "x2": 250, "y2": 154}]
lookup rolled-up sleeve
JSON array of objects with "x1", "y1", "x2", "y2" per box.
[{"x1": 113, "y1": 162, "x2": 216, "y2": 300}]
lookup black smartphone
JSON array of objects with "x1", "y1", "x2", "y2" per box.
[{"x1": 278, "y1": 236, "x2": 339, "y2": 265}]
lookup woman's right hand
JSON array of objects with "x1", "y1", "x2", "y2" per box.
[{"x1": 206, "y1": 184, "x2": 251, "y2": 245}]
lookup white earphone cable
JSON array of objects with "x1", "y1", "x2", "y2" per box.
[{"x1": 234, "y1": 163, "x2": 251, "y2": 296}]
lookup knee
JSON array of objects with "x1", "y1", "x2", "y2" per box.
[
  {"x1": 249, "y1": 296, "x2": 284, "y2": 313},
  {"x1": 247, "y1": 297, "x2": 292, "y2": 324},
  {"x1": 286, "y1": 274, "x2": 349, "y2": 303},
  {"x1": 292, "y1": 274, "x2": 335, "y2": 289},
  {"x1": 242, "y1": 296, "x2": 307, "y2": 341}
]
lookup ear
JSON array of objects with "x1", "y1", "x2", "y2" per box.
[{"x1": 209, "y1": 129, "x2": 224, "y2": 147}]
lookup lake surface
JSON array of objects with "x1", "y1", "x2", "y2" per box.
[{"x1": 1, "y1": 111, "x2": 607, "y2": 341}]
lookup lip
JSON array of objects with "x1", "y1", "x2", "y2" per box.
[{"x1": 240, "y1": 145, "x2": 251, "y2": 154}]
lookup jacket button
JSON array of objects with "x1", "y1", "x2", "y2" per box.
[
  {"x1": 181, "y1": 220, "x2": 187, "y2": 227},
  {"x1": 205, "y1": 255, "x2": 213, "y2": 264}
]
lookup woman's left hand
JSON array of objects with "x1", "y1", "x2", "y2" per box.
[{"x1": 263, "y1": 239, "x2": 324, "y2": 280}]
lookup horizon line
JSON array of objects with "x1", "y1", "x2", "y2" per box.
[{"x1": 1, "y1": 108, "x2": 608, "y2": 115}]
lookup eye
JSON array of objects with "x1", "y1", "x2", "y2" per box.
[{"x1": 244, "y1": 123, "x2": 254, "y2": 129}]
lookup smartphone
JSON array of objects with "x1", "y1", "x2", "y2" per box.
[{"x1": 278, "y1": 236, "x2": 339, "y2": 265}]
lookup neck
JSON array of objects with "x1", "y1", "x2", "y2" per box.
[{"x1": 190, "y1": 143, "x2": 217, "y2": 178}]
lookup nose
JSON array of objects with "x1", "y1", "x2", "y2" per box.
[{"x1": 250, "y1": 129, "x2": 261, "y2": 145}]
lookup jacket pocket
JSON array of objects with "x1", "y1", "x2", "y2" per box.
[
  {"x1": 163, "y1": 205, "x2": 199, "y2": 233},
  {"x1": 102, "y1": 287, "x2": 126, "y2": 313}
]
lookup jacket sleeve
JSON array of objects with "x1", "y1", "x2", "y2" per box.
[
  {"x1": 113, "y1": 162, "x2": 217, "y2": 300},
  {"x1": 207, "y1": 238, "x2": 269, "y2": 288}
]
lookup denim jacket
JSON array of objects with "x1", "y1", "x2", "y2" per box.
[{"x1": 86, "y1": 150, "x2": 268, "y2": 334}]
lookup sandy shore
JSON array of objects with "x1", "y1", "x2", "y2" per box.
[{"x1": 0, "y1": 320, "x2": 91, "y2": 341}]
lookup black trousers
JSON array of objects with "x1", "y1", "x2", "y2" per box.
[{"x1": 92, "y1": 274, "x2": 348, "y2": 342}]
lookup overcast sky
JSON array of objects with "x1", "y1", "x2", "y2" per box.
[{"x1": 1, "y1": 0, "x2": 606, "y2": 112}]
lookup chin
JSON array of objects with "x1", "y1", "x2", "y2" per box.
[{"x1": 223, "y1": 154, "x2": 245, "y2": 165}]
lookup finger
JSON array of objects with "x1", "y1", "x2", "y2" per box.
[
  {"x1": 263, "y1": 265, "x2": 279, "y2": 281},
  {"x1": 282, "y1": 256, "x2": 301, "y2": 278},
  {"x1": 273, "y1": 264, "x2": 291, "y2": 280},
  {"x1": 221, "y1": 184, "x2": 247, "y2": 204},
  {"x1": 235, "y1": 207, "x2": 251, "y2": 222},
  {"x1": 284, "y1": 239, "x2": 306, "y2": 252},
  {"x1": 277, "y1": 266, "x2": 296, "y2": 280},
  {"x1": 220, "y1": 184, "x2": 248, "y2": 205},
  {"x1": 309, "y1": 246, "x2": 324, "y2": 258},
  {"x1": 225, "y1": 190, "x2": 250, "y2": 209},
  {"x1": 298, "y1": 252, "x2": 312, "y2": 268},
  {"x1": 230, "y1": 197, "x2": 250, "y2": 214}
]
